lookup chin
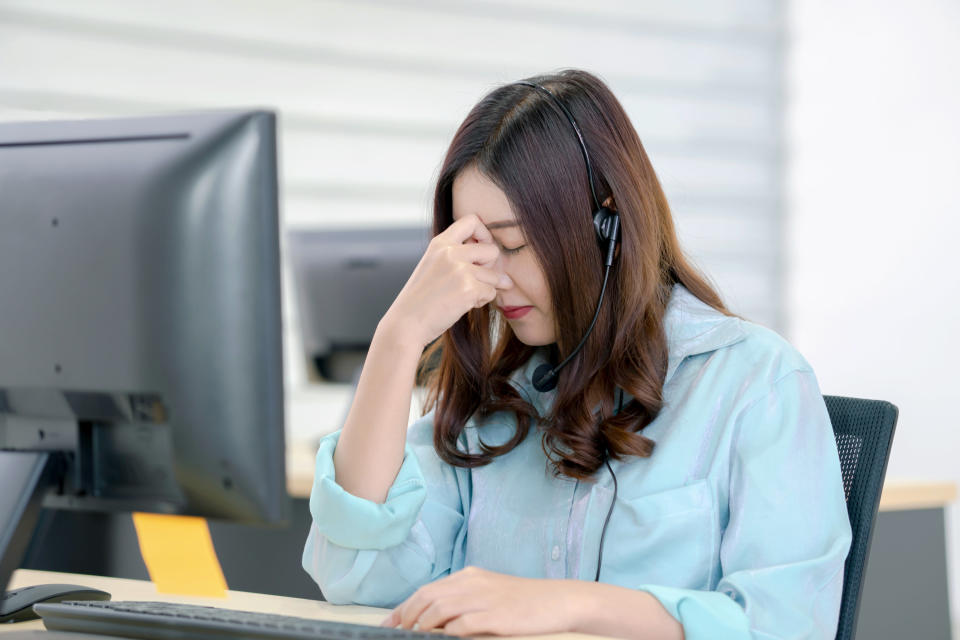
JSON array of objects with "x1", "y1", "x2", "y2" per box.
[{"x1": 511, "y1": 326, "x2": 555, "y2": 347}]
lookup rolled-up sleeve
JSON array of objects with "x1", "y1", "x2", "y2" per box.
[
  {"x1": 637, "y1": 369, "x2": 852, "y2": 639},
  {"x1": 301, "y1": 411, "x2": 468, "y2": 607}
]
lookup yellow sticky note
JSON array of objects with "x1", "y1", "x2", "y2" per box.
[{"x1": 132, "y1": 512, "x2": 228, "y2": 598}]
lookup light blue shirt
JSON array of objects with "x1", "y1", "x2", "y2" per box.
[{"x1": 302, "y1": 284, "x2": 852, "y2": 639}]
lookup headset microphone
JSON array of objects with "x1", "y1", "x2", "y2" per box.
[{"x1": 516, "y1": 81, "x2": 621, "y2": 393}]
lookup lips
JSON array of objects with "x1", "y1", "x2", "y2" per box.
[{"x1": 499, "y1": 305, "x2": 533, "y2": 319}]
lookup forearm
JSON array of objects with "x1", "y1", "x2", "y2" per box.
[
  {"x1": 565, "y1": 580, "x2": 684, "y2": 640},
  {"x1": 333, "y1": 317, "x2": 424, "y2": 503}
]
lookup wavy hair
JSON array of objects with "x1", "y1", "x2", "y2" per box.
[{"x1": 419, "y1": 69, "x2": 732, "y2": 480}]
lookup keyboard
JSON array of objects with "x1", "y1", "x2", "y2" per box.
[{"x1": 34, "y1": 599, "x2": 467, "y2": 640}]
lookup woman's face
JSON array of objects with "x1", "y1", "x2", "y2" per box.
[{"x1": 451, "y1": 165, "x2": 556, "y2": 346}]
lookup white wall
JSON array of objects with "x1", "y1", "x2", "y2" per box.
[{"x1": 786, "y1": 0, "x2": 960, "y2": 628}]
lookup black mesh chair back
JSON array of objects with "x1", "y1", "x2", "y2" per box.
[{"x1": 824, "y1": 395, "x2": 898, "y2": 640}]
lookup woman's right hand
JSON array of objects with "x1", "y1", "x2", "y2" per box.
[{"x1": 381, "y1": 214, "x2": 512, "y2": 349}]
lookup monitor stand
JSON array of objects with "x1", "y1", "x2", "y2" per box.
[
  {"x1": 0, "y1": 452, "x2": 115, "y2": 624},
  {"x1": 0, "y1": 452, "x2": 66, "y2": 600}
]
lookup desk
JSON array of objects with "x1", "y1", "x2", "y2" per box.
[
  {"x1": 877, "y1": 480, "x2": 957, "y2": 511},
  {"x1": 1, "y1": 570, "x2": 385, "y2": 635},
  {"x1": 2, "y1": 569, "x2": 609, "y2": 640}
]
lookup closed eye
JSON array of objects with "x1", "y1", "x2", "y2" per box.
[{"x1": 502, "y1": 244, "x2": 526, "y2": 255}]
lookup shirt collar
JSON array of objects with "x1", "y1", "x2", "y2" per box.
[
  {"x1": 661, "y1": 283, "x2": 746, "y2": 384},
  {"x1": 512, "y1": 283, "x2": 746, "y2": 408}
]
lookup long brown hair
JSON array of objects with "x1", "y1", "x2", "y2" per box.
[{"x1": 420, "y1": 69, "x2": 731, "y2": 480}]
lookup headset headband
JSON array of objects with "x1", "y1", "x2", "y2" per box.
[{"x1": 515, "y1": 81, "x2": 602, "y2": 212}]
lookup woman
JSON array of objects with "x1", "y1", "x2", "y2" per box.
[{"x1": 302, "y1": 69, "x2": 851, "y2": 640}]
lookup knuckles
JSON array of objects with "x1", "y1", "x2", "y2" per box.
[{"x1": 433, "y1": 600, "x2": 454, "y2": 619}]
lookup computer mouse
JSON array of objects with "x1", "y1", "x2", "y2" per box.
[{"x1": 0, "y1": 584, "x2": 111, "y2": 623}]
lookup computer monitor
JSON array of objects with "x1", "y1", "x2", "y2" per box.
[
  {"x1": 0, "y1": 109, "x2": 287, "y2": 597},
  {"x1": 287, "y1": 227, "x2": 429, "y2": 383}
]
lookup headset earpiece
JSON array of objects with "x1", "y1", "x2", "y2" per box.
[
  {"x1": 592, "y1": 206, "x2": 620, "y2": 243},
  {"x1": 593, "y1": 207, "x2": 620, "y2": 267}
]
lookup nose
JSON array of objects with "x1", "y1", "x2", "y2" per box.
[{"x1": 490, "y1": 251, "x2": 514, "y2": 289}]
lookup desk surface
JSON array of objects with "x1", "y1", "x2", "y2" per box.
[
  {"x1": 284, "y1": 385, "x2": 958, "y2": 512},
  {"x1": 876, "y1": 481, "x2": 957, "y2": 511},
  {"x1": 3, "y1": 570, "x2": 610, "y2": 640}
]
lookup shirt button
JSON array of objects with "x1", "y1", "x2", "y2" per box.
[{"x1": 551, "y1": 545, "x2": 560, "y2": 561}]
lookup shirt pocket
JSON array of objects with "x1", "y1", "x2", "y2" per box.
[{"x1": 604, "y1": 478, "x2": 716, "y2": 589}]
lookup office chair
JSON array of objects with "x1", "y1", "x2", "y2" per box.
[{"x1": 824, "y1": 395, "x2": 898, "y2": 640}]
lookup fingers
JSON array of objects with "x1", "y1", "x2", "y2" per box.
[
  {"x1": 415, "y1": 595, "x2": 484, "y2": 632},
  {"x1": 450, "y1": 241, "x2": 499, "y2": 266},
  {"x1": 435, "y1": 244, "x2": 510, "y2": 295},
  {"x1": 471, "y1": 281, "x2": 498, "y2": 309},
  {"x1": 442, "y1": 214, "x2": 495, "y2": 246},
  {"x1": 387, "y1": 584, "x2": 483, "y2": 633},
  {"x1": 382, "y1": 568, "x2": 506, "y2": 636},
  {"x1": 470, "y1": 264, "x2": 512, "y2": 290},
  {"x1": 379, "y1": 610, "x2": 398, "y2": 628},
  {"x1": 395, "y1": 587, "x2": 437, "y2": 630},
  {"x1": 442, "y1": 611, "x2": 495, "y2": 637}
]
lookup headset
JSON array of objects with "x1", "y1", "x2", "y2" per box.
[
  {"x1": 514, "y1": 80, "x2": 621, "y2": 582},
  {"x1": 514, "y1": 81, "x2": 621, "y2": 395}
]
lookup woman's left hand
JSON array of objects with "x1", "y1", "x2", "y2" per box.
[{"x1": 380, "y1": 566, "x2": 581, "y2": 636}]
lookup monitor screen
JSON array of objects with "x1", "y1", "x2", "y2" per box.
[
  {"x1": 0, "y1": 109, "x2": 287, "y2": 593},
  {"x1": 287, "y1": 226, "x2": 429, "y2": 383}
]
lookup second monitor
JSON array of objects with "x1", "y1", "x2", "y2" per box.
[{"x1": 288, "y1": 226, "x2": 429, "y2": 383}]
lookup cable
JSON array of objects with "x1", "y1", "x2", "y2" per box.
[{"x1": 595, "y1": 387, "x2": 623, "y2": 582}]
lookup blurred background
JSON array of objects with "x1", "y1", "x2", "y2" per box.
[{"x1": 2, "y1": 0, "x2": 957, "y2": 634}]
